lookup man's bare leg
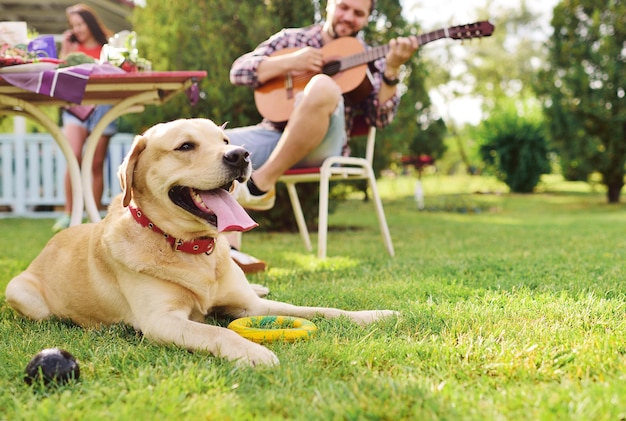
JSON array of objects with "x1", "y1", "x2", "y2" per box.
[{"x1": 251, "y1": 74, "x2": 342, "y2": 192}]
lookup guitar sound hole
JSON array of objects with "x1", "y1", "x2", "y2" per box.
[{"x1": 323, "y1": 61, "x2": 341, "y2": 76}]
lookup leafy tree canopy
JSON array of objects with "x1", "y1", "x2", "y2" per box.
[{"x1": 538, "y1": 0, "x2": 625, "y2": 203}]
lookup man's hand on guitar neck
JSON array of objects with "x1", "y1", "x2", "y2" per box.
[
  {"x1": 385, "y1": 36, "x2": 419, "y2": 77},
  {"x1": 379, "y1": 36, "x2": 418, "y2": 101}
]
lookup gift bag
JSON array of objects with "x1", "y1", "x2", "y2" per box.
[{"x1": 28, "y1": 35, "x2": 57, "y2": 58}]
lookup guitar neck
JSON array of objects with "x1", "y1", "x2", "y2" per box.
[{"x1": 337, "y1": 29, "x2": 449, "y2": 72}]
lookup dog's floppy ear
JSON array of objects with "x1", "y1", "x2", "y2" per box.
[{"x1": 118, "y1": 135, "x2": 147, "y2": 207}]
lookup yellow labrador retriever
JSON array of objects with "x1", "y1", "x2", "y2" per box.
[{"x1": 5, "y1": 118, "x2": 397, "y2": 367}]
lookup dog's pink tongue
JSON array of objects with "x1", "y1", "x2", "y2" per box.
[{"x1": 200, "y1": 190, "x2": 258, "y2": 232}]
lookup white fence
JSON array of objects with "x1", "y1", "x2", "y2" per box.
[{"x1": 0, "y1": 132, "x2": 134, "y2": 217}]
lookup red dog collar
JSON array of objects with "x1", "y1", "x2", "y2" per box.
[{"x1": 128, "y1": 205, "x2": 215, "y2": 255}]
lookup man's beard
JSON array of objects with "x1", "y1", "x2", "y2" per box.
[{"x1": 330, "y1": 21, "x2": 360, "y2": 39}]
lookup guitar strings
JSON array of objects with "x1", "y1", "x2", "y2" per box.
[{"x1": 269, "y1": 23, "x2": 489, "y2": 87}]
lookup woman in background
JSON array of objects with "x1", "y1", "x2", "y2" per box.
[{"x1": 52, "y1": 3, "x2": 118, "y2": 232}]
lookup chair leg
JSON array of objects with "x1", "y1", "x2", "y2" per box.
[
  {"x1": 366, "y1": 167, "x2": 395, "y2": 257},
  {"x1": 285, "y1": 182, "x2": 312, "y2": 252},
  {"x1": 317, "y1": 169, "x2": 331, "y2": 259}
]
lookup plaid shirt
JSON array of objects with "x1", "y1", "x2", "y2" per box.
[{"x1": 230, "y1": 24, "x2": 400, "y2": 155}]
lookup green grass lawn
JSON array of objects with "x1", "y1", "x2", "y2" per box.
[{"x1": 1, "y1": 174, "x2": 625, "y2": 420}]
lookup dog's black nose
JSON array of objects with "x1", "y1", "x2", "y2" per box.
[{"x1": 223, "y1": 148, "x2": 250, "y2": 170}]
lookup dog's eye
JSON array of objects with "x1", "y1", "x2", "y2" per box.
[
  {"x1": 223, "y1": 137, "x2": 229, "y2": 145},
  {"x1": 176, "y1": 142, "x2": 196, "y2": 151}
]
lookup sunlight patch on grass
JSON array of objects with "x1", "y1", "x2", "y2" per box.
[
  {"x1": 537, "y1": 174, "x2": 606, "y2": 194},
  {"x1": 379, "y1": 173, "x2": 622, "y2": 203},
  {"x1": 276, "y1": 252, "x2": 360, "y2": 272},
  {"x1": 379, "y1": 174, "x2": 509, "y2": 199}
]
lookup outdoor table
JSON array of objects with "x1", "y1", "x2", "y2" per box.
[{"x1": 0, "y1": 66, "x2": 207, "y2": 226}]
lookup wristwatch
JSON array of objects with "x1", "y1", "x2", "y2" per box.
[{"x1": 382, "y1": 72, "x2": 399, "y2": 86}]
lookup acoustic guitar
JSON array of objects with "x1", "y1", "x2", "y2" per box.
[{"x1": 254, "y1": 21, "x2": 495, "y2": 122}]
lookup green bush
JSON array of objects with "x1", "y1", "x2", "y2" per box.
[{"x1": 478, "y1": 103, "x2": 550, "y2": 193}]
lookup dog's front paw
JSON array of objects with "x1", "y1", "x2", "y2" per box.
[
  {"x1": 349, "y1": 310, "x2": 400, "y2": 326},
  {"x1": 229, "y1": 341, "x2": 279, "y2": 368}
]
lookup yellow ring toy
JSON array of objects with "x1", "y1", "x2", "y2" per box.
[{"x1": 227, "y1": 316, "x2": 317, "y2": 343}]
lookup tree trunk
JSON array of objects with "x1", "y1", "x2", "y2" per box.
[{"x1": 606, "y1": 182, "x2": 623, "y2": 203}]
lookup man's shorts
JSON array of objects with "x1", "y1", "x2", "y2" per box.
[{"x1": 226, "y1": 99, "x2": 346, "y2": 170}]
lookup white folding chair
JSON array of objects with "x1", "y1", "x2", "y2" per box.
[{"x1": 278, "y1": 117, "x2": 395, "y2": 259}]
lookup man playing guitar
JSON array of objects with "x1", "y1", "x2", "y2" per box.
[{"x1": 227, "y1": 0, "x2": 418, "y2": 211}]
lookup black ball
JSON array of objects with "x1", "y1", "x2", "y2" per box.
[{"x1": 24, "y1": 348, "x2": 80, "y2": 385}]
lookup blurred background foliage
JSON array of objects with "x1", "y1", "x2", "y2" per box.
[
  {"x1": 110, "y1": 0, "x2": 626, "y2": 221},
  {"x1": 2, "y1": 0, "x2": 624, "y2": 228}
]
